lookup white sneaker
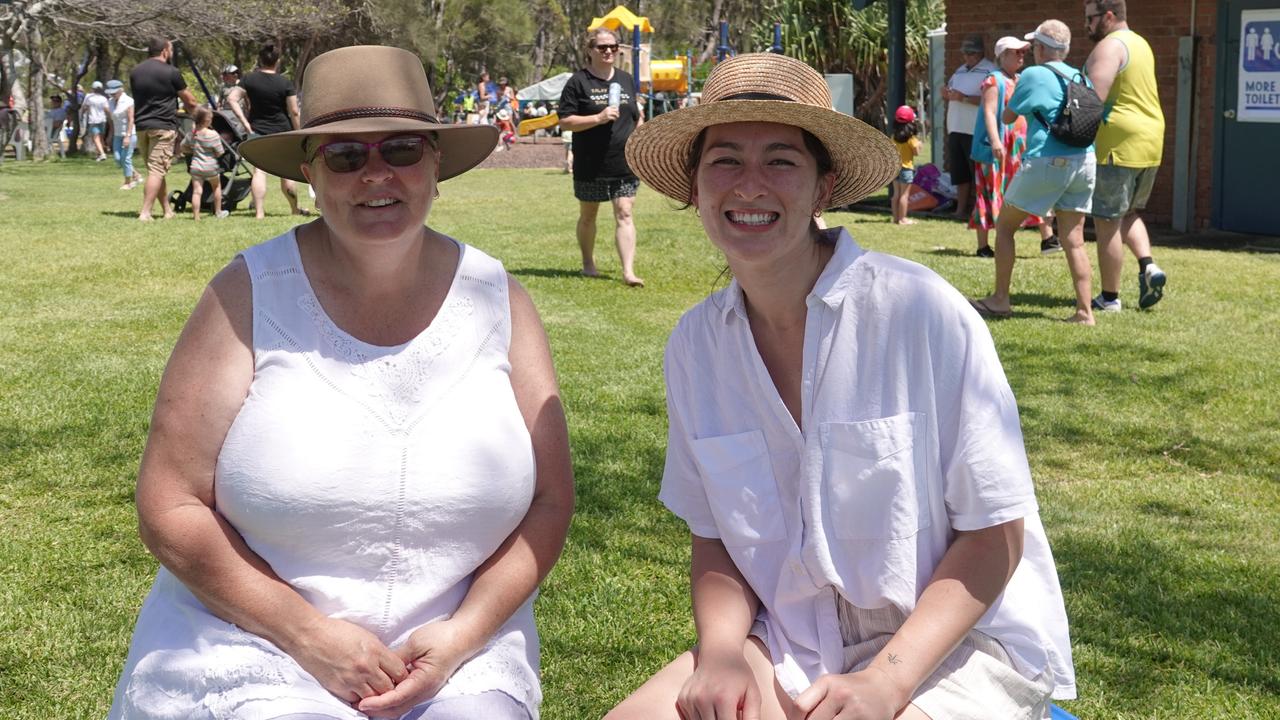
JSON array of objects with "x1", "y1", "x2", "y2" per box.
[
  {"x1": 1091, "y1": 294, "x2": 1122, "y2": 312},
  {"x1": 216, "y1": 210, "x2": 229, "y2": 219},
  {"x1": 1139, "y1": 263, "x2": 1166, "y2": 309}
]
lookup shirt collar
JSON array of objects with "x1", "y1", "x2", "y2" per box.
[{"x1": 715, "y1": 227, "x2": 866, "y2": 322}]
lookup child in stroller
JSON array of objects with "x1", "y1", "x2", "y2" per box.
[{"x1": 170, "y1": 108, "x2": 253, "y2": 216}]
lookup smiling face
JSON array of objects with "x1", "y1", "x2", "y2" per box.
[
  {"x1": 692, "y1": 122, "x2": 835, "y2": 269},
  {"x1": 300, "y1": 131, "x2": 441, "y2": 246}
]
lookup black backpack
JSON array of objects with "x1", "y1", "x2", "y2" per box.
[{"x1": 1033, "y1": 64, "x2": 1105, "y2": 148}]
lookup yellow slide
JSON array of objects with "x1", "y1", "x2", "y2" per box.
[{"x1": 518, "y1": 112, "x2": 559, "y2": 136}]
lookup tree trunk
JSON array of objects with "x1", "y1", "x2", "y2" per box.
[
  {"x1": 27, "y1": 24, "x2": 48, "y2": 161},
  {"x1": 698, "y1": 0, "x2": 725, "y2": 65},
  {"x1": 93, "y1": 37, "x2": 110, "y2": 84},
  {"x1": 533, "y1": 25, "x2": 547, "y2": 82}
]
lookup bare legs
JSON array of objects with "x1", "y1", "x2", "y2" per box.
[
  {"x1": 973, "y1": 206, "x2": 1093, "y2": 324},
  {"x1": 1056, "y1": 210, "x2": 1095, "y2": 324},
  {"x1": 251, "y1": 167, "x2": 306, "y2": 219},
  {"x1": 189, "y1": 178, "x2": 224, "y2": 220},
  {"x1": 892, "y1": 180, "x2": 916, "y2": 225},
  {"x1": 576, "y1": 200, "x2": 600, "y2": 277},
  {"x1": 604, "y1": 638, "x2": 797, "y2": 720},
  {"x1": 576, "y1": 196, "x2": 643, "y2": 286},
  {"x1": 1093, "y1": 213, "x2": 1152, "y2": 294},
  {"x1": 139, "y1": 170, "x2": 172, "y2": 221}
]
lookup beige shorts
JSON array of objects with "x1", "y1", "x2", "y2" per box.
[
  {"x1": 838, "y1": 600, "x2": 1054, "y2": 720},
  {"x1": 138, "y1": 129, "x2": 177, "y2": 176}
]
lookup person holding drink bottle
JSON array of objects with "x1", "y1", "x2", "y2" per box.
[{"x1": 557, "y1": 27, "x2": 645, "y2": 287}]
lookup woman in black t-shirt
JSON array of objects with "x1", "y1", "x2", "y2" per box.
[
  {"x1": 556, "y1": 28, "x2": 644, "y2": 287},
  {"x1": 242, "y1": 44, "x2": 310, "y2": 218}
]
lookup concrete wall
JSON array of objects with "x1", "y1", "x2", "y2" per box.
[{"x1": 944, "y1": 0, "x2": 1219, "y2": 229}]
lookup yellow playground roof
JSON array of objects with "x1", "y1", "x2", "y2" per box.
[{"x1": 588, "y1": 5, "x2": 654, "y2": 33}]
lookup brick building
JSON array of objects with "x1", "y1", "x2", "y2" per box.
[{"x1": 941, "y1": 0, "x2": 1280, "y2": 235}]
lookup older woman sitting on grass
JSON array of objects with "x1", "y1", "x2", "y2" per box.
[{"x1": 107, "y1": 45, "x2": 573, "y2": 720}]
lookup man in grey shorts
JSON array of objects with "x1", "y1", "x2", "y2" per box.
[{"x1": 1085, "y1": 0, "x2": 1168, "y2": 310}]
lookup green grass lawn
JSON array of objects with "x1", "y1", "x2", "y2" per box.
[{"x1": 1, "y1": 158, "x2": 1277, "y2": 719}]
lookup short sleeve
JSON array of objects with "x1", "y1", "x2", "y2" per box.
[
  {"x1": 1006, "y1": 68, "x2": 1041, "y2": 117},
  {"x1": 657, "y1": 328, "x2": 721, "y2": 539},
  {"x1": 172, "y1": 67, "x2": 188, "y2": 92},
  {"x1": 557, "y1": 74, "x2": 587, "y2": 118},
  {"x1": 284, "y1": 78, "x2": 297, "y2": 98},
  {"x1": 980, "y1": 75, "x2": 997, "y2": 92},
  {"x1": 928, "y1": 289, "x2": 1038, "y2": 531}
]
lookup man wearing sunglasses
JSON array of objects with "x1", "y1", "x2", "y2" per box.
[
  {"x1": 1084, "y1": 0, "x2": 1168, "y2": 312},
  {"x1": 557, "y1": 27, "x2": 645, "y2": 287}
]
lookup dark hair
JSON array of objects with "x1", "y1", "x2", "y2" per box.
[
  {"x1": 682, "y1": 125, "x2": 835, "y2": 206},
  {"x1": 50, "y1": 94, "x2": 63, "y2": 103},
  {"x1": 258, "y1": 43, "x2": 281, "y2": 68},
  {"x1": 1092, "y1": 0, "x2": 1127, "y2": 21},
  {"x1": 147, "y1": 37, "x2": 169, "y2": 57},
  {"x1": 892, "y1": 120, "x2": 917, "y2": 144}
]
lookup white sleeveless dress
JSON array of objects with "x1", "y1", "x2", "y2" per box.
[{"x1": 108, "y1": 230, "x2": 541, "y2": 720}]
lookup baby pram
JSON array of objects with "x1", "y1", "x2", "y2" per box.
[{"x1": 170, "y1": 109, "x2": 253, "y2": 213}]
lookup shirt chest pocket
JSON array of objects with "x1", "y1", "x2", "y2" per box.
[
  {"x1": 822, "y1": 413, "x2": 930, "y2": 541},
  {"x1": 691, "y1": 430, "x2": 787, "y2": 547}
]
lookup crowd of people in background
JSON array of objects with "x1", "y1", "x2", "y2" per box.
[{"x1": 7, "y1": 2, "x2": 1170, "y2": 312}]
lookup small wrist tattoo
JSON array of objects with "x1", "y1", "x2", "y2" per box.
[{"x1": 887, "y1": 653, "x2": 902, "y2": 665}]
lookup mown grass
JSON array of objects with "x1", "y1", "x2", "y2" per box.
[{"x1": 1, "y1": 158, "x2": 1277, "y2": 719}]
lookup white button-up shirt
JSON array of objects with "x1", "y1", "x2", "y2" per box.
[{"x1": 659, "y1": 229, "x2": 1075, "y2": 701}]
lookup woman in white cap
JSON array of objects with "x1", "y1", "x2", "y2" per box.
[
  {"x1": 108, "y1": 45, "x2": 573, "y2": 720},
  {"x1": 105, "y1": 79, "x2": 140, "y2": 189},
  {"x1": 608, "y1": 52, "x2": 1075, "y2": 720}
]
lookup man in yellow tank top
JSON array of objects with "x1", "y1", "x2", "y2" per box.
[{"x1": 1085, "y1": 0, "x2": 1169, "y2": 311}]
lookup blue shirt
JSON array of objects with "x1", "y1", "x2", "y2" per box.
[{"x1": 1007, "y1": 61, "x2": 1094, "y2": 158}]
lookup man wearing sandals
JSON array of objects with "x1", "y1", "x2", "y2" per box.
[{"x1": 1085, "y1": 0, "x2": 1168, "y2": 311}]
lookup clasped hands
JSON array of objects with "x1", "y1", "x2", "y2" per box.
[
  {"x1": 677, "y1": 647, "x2": 904, "y2": 720},
  {"x1": 290, "y1": 616, "x2": 476, "y2": 718}
]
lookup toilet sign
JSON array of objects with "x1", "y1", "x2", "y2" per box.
[{"x1": 1239, "y1": 10, "x2": 1280, "y2": 122}]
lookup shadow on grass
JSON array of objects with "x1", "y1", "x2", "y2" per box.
[
  {"x1": 511, "y1": 267, "x2": 596, "y2": 280},
  {"x1": 1055, "y1": 530, "x2": 1280, "y2": 697}
]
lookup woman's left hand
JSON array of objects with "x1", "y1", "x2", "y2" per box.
[
  {"x1": 792, "y1": 668, "x2": 904, "y2": 720},
  {"x1": 356, "y1": 619, "x2": 477, "y2": 718}
]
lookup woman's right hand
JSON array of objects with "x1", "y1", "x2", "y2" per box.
[
  {"x1": 287, "y1": 616, "x2": 409, "y2": 704},
  {"x1": 991, "y1": 141, "x2": 1006, "y2": 166},
  {"x1": 677, "y1": 645, "x2": 762, "y2": 720}
]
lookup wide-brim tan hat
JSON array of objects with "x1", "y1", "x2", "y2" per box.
[
  {"x1": 239, "y1": 45, "x2": 497, "y2": 183},
  {"x1": 625, "y1": 53, "x2": 897, "y2": 210}
]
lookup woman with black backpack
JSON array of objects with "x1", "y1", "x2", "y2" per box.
[{"x1": 969, "y1": 20, "x2": 1098, "y2": 326}]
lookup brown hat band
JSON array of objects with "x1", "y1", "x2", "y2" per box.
[
  {"x1": 721, "y1": 92, "x2": 793, "y2": 102},
  {"x1": 304, "y1": 106, "x2": 439, "y2": 129}
]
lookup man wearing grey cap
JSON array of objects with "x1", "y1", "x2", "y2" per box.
[{"x1": 943, "y1": 34, "x2": 996, "y2": 219}]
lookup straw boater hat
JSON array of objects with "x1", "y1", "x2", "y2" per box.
[
  {"x1": 239, "y1": 46, "x2": 497, "y2": 183},
  {"x1": 625, "y1": 53, "x2": 897, "y2": 210}
]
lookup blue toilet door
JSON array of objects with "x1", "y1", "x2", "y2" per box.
[{"x1": 1214, "y1": 0, "x2": 1280, "y2": 234}]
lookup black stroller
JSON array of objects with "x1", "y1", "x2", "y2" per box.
[{"x1": 170, "y1": 109, "x2": 253, "y2": 213}]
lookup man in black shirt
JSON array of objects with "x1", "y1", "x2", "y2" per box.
[
  {"x1": 241, "y1": 44, "x2": 309, "y2": 218},
  {"x1": 557, "y1": 28, "x2": 644, "y2": 286},
  {"x1": 129, "y1": 37, "x2": 197, "y2": 221}
]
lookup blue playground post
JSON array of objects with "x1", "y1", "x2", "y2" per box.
[
  {"x1": 771, "y1": 22, "x2": 783, "y2": 53},
  {"x1": 717, "y1": 21, "x2": 731, "y2": 62},
  {"x1": 632, "y1": 25, "x2": 642, "y2": 95}
]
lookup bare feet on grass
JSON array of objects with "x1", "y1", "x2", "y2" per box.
[{"x1": 1064, "y1": 309, "x2": 1095, "y2": 325}]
